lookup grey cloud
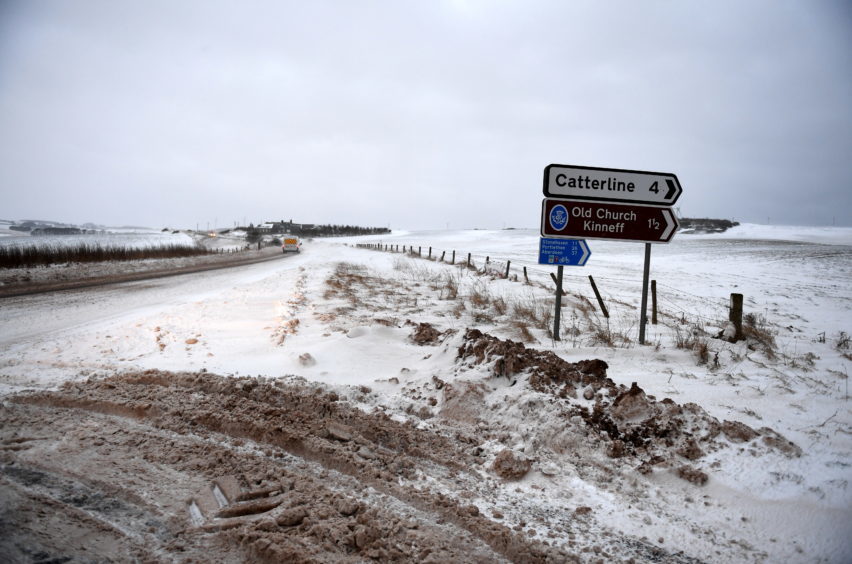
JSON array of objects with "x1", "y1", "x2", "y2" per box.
[{"x1": 1, "y1": 0, "x2": 850, "y2": 229}]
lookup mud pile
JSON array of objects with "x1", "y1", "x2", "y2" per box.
[
  {"x1": 1, "y1": 370, "x2": 572, "y2": 563},
  {"x1": 456, "y1": 329, "x2": 801, "y2": 478},
  {"x1": 407, "y1": 321, "x2": 446, "y2": 345}
]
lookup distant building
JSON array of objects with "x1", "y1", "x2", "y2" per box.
[{"x1": 253, "y1": 220, "x2": 389, "y2": 237}]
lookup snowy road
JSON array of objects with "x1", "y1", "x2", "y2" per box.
[
  {"x1": 0, "y1": 251, "x2": 309, "y2": 393},
  {"x1": 0, "y1": 253, "x2": 299, "y2": 344}
]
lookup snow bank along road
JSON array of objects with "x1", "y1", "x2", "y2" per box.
[
  {"x1": 0, "y1": 245, "x2": 285, "y2": 298},
  {"x1": 1, "y1": 229, "x2": 850, "y2": 562}
]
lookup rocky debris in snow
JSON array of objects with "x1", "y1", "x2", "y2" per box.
[
  {"x1": 325, "y1": 421, "x2": 355, "y2": 442},
  {"x1": 439, "y1": 380, "x2": 488, "y2": 424},
  {"x1": 492, "y1": 449, "x2": 533, "y2": 480},
  {"x1": 297, "y1": 352, "x2": 316, "y2": 367},
  {"x1": 539, "y1": 462, "x2": 559, "y2": 476},
  {"x1": 275, "y1": 507, "x2": 307, "y2": 527},
  {"x1": 216, "y1": 494, "x2": 285, "y2": 518},
  {"x1": 677, "y1": 439, "x2": 705, "y2": 461},
  {"x1": 457, "y1": 328, "x2": 612, "y2": 396},
  {"x1": 408, "y1": 321, "x2": 443, "y2": 345},
  {"x1": 456, "y1": 328, "x2": 801, "y2": 478},
  {"x1": 721, "y1": 420, "x2": 759, "y2": 443},
  {"x1": 677, "y1": 465, "x2": 709, "y2": 486},
  {"x1": 607, "y1": 440, "x2": 626, "y2": 459},
  {"x1": 611, "y1": 382, "x2": 654, "y2": 422},
  {"x1": 758, "y1": 427, "x2": 803, "y2": 457},
  {"x1": 273, "y1": 318, "x2": 300, "y2": 345}
]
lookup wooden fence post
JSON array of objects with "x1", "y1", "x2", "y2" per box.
[
  {"x1": 523, "y1": 266, "x2": 529, "y2": 283},
  {"x1": 451, "y1": 250, "x2": 455, "y2": 264},
  {"x1": 467, "y1": 253, "x2": 471, "y2": 267},
  {"x1": 440, "y1": 251, "x2": 445, "y2": 262},
  {"x1": 730, "y1": 293, "x2": 744, "y2": 341},
  {"x1": 651, "y1": 280, "x2": 658, "y2": 324},
  {"x1": 505, "y1": 260, "x2": 511, "y2": 278},
  {"x1": 428, "y1": 247, "x2": 432, "y2": 259},
  {"x1": 588, "y1": 275, "x2": 609, "y2": 318}
]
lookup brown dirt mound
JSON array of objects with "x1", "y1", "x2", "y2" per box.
[
  {"x1": 456, "y1": 329, "x2": 800, "y2": 478},
  {"x1": 491, "y1": 450, "x2": 532, "y2": 480},
  {"x1": 457, "y1": 328, "x2": 611, "y2": 394},
  {"x1": 408, "y1": 321, "x2": 444, "y2": 345}
]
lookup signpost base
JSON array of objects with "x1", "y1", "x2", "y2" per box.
[
  {"x1": 553, "y1": 265, "x2": 564, "y2": 341},
  {"x1": 639, "y1": 243, "x2": 651, "y2": 344}
]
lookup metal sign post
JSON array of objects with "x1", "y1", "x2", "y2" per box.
[
  {"x1": 538, "y1": 239, "x2": 590, "y2": 341},
  {"x1": 553, "y1": 265, "x2": 564, "y2": 340}
]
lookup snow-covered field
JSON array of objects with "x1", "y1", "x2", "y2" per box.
[
  {"x1": 0, "y1": 225, "x2": 849, "y2": 562},
  {"x1": 0, "y1": 231, "x2": 196, "y2": 250}
]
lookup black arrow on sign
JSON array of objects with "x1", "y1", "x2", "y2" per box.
[{"x1": 664, "y1": 179, "x2": 677, "y2": 200}]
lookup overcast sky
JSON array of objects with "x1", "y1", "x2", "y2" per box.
[{"x1": 1, "y1": 0, "x2": 850, "y2": 230}]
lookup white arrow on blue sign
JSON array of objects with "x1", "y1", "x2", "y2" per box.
[{"x1": 538, "y1": 238, "x2": 591, "y2": 266}]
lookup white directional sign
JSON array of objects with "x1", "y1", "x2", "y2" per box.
[{"x1": 543, "y1": 164, "x2": 682, "y2": 206}]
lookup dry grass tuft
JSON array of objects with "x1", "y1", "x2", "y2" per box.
[
  {"x1": 469, "y1": 281, "x2": 491, "y2": 308},
  {"x1": 512, "y1": 321, "x2": 535, "y2": 343},
  {"x1": 492, "y1": 295, "x2": 508, "y2": 316},
  {"x1": 588, "y1": 321, "x2": 632, "y2": 348},
  {"x1": 674, "y1": 323, "x2": 712, "y2": 364},
  {"x1": 742, "y1": 313, "x2": 776, "y2": 358},
  {"x1": 835, "y1": 331, "x2": 849, "y2": 351},
  {"x1": 440, "y1": 272, "x2": 460, "y2": 300}
]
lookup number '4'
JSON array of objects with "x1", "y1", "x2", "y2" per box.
[{"x1": 649, "y1": 181, "x2": 659, "y2": 194}]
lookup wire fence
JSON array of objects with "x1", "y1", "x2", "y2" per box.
[{"x1": 353, "y1": 241, "x2": 736, "y2": 331}]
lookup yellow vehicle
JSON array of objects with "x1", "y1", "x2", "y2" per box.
[{"x1": 282, "y1": 237, "x2": 301, "y2": 253}]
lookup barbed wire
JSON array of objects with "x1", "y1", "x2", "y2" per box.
[{"x1": 356, "y1": 242, "x2": 734, "y2": 325}]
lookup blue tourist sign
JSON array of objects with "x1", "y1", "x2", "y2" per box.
[{"x1": 538, "y1": 237, "x2": 591, "y2": 266}]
